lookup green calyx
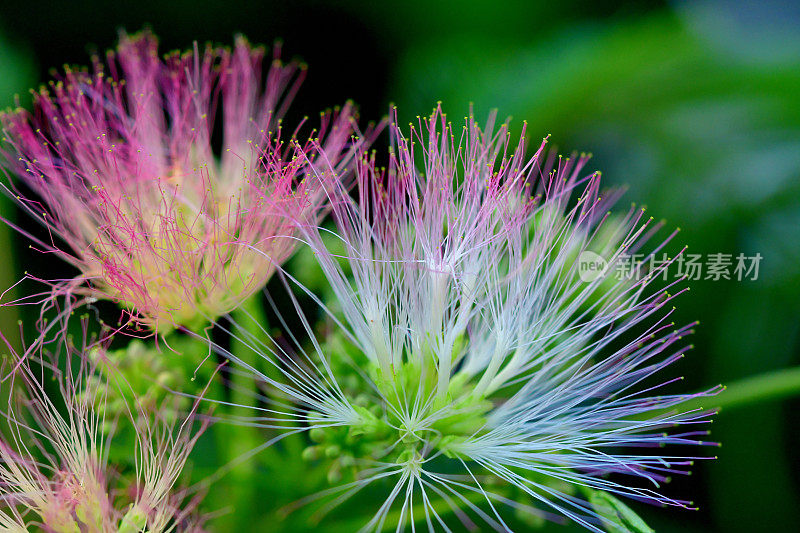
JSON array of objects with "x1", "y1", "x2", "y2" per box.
[{"x1": 117, "y1": 504, "x2": 149, "y2": 533}]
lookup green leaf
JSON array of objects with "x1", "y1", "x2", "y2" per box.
[{"x1": 587, "y1": 489, "x2": 655, "y2": 533}]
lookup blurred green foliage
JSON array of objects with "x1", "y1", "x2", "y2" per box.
[
  {"x1": 0, "y1": 30, "x2": 35, "y2": 356},
  {"x1": 0, "y1": 0, "x2": 797, "y2": 531}
]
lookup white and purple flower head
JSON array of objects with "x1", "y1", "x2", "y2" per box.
[
  {"x1": 0, "y1": 30, "x2": 365, "y2": 332},
  {"x1": 220, "y1": 105, "x2": 721, "y2": 531}
]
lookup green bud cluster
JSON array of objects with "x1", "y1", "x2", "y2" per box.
[
  {"x1": 83, "y1": 340, "x2": 191, "y2": 432},
  {"x1": 302, "y1": 333, "x2": 494, "y2": 483}
]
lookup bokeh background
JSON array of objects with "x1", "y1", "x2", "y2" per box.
[{"x1": 0, "y1": 0, "x2": 798, "y2": 531}]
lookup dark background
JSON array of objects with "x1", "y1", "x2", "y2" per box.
[{"x1": 0, "y1": 0, "x2": 798, "y2": 531}]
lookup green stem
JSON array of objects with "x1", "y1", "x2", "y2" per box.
[
  {"x1": 683, "y1": 366, "x2": 800, "y2": 414},
  {"x1": 208, "y1": 293, "x2": 271, "y2": 531},
  {"x1": 229, "y1": 292, "x2": 270, "y2": 410},
  {"x1": 0, "y1": 196, "x2": 21, "y2": 356}
]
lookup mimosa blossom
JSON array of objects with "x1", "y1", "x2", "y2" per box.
[
  {"x1": 220, "y1": 106, "x2": 720, "y2": 531},
  {"x1": 1, "y1": 31, "x2": 363, "y2": 332},
  {"x1": 0, "y1": 332, "x2": 207, "y2": 532}
]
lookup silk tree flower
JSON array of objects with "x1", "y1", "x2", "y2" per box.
[
  {"x1": 218, "y1": 106, "x2": 720, "y2": 531},
  {"x1": 0, "y1": 30, "x2": 363, "y2": 332},
  {"x1": 0, "y1": 332, "x2": 207, "y2": 532}
]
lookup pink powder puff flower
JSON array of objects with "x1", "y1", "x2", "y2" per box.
[{"x1": 1, "y1": 30, "x2": 365, "y2": 332}]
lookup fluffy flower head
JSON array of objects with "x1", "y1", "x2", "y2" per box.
[
  {"x1": 1, "y1": 30, "x2": 361, "y2": 332},
  {"x1": 226, "y1": 105, "x2": 720, "y2": 531},
  {"x1": 0, "y1": 331, "x2": 206, "y2": 532}
]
